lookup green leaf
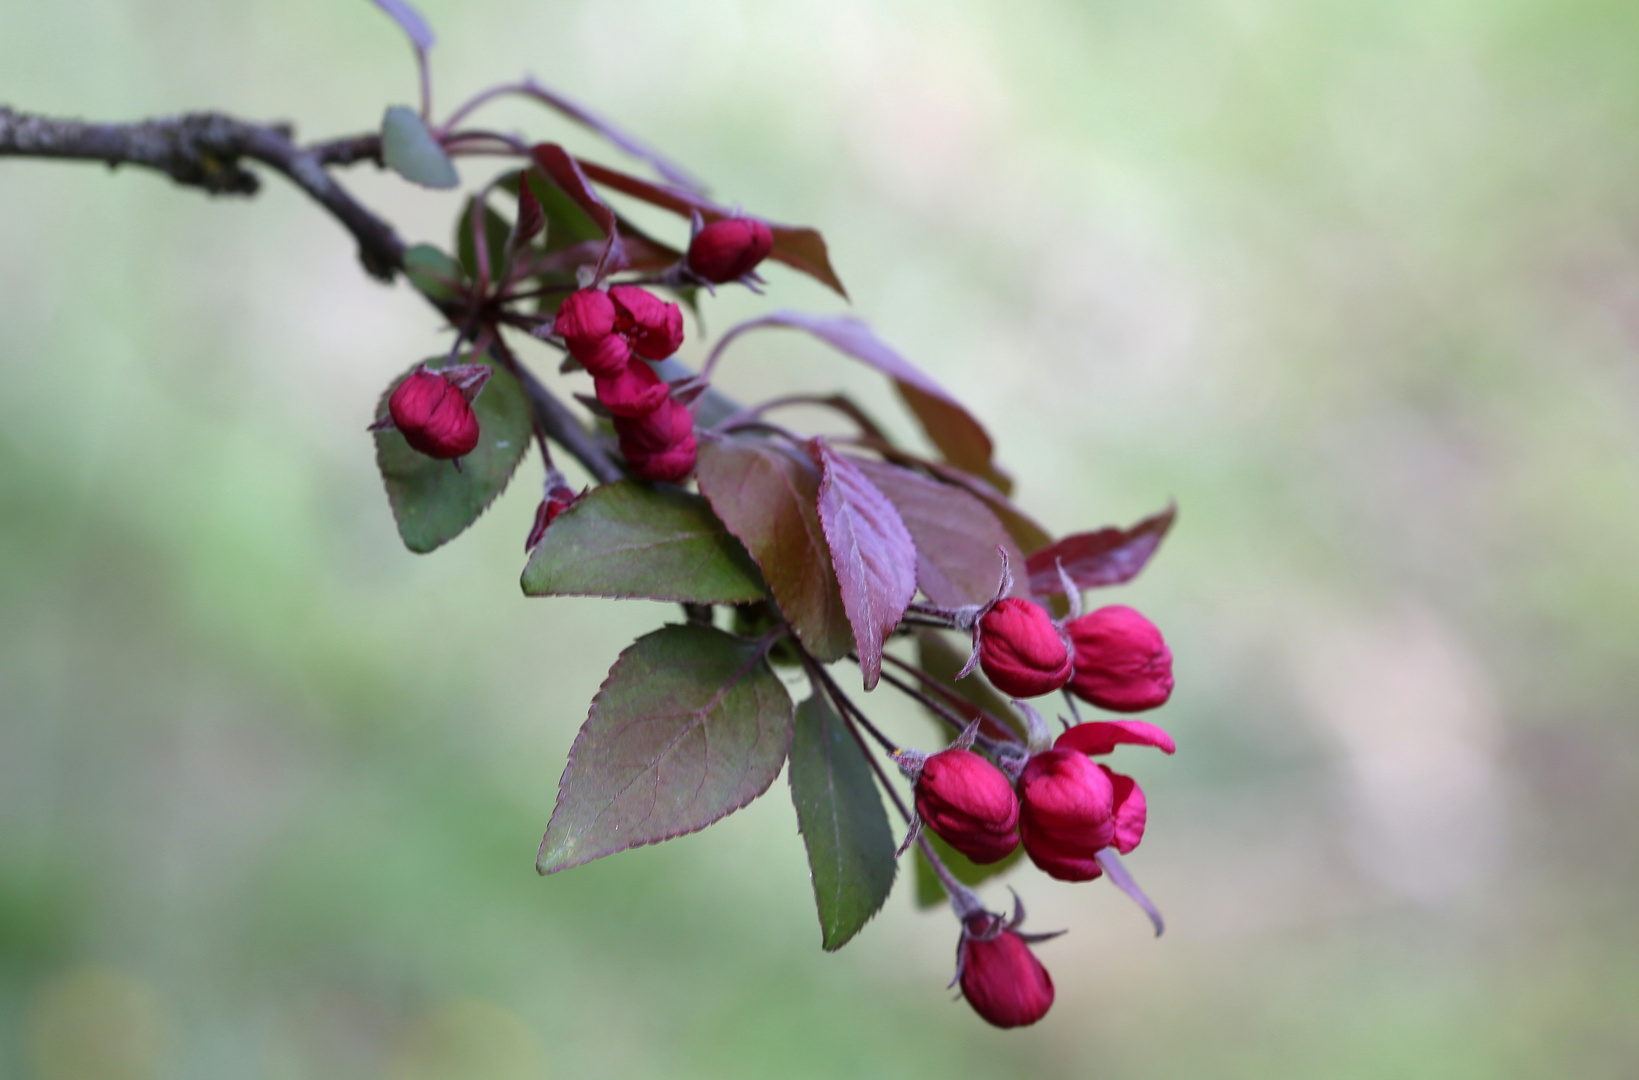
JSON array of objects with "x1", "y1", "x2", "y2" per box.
[
  {"x1": 402, "y1": 243, "x2": 464, "y2": 302},
  {"x1": 521, "y1": 480, "x2": 766, "y2": 603},
  {"x1": 455, "y1": 195, "x2": 513, "y2": 284},
  {"x1": 695, "y1": 435, "x2": 853, "y2": 661},
  {"x1": 537, "y1": 625, "x2": 794, "y2": 874},
  {"x1": 915, "y1": 630, "x2": 1029, "y2": 743},
  {"x1": 381, "y1": 106, "x2": 459, "y2": 189},
  {"x1": 914, "y1": 830, "x2": 1026, "y2": 909},
  {"x1": 373, "y1": 354, "x2": 532, "y2": 553},
  {"x1": 788, "y1": 692, "x2": 897, "y2": 950}
]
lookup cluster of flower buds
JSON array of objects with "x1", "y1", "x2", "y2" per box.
[
  {"x1": 553, "y1": 285, "x2": 695, "y2": 481},
  {"x1": 685, "y1": 216, "x2": 774, "y2": 285},
  {"x1": 374, "y1": 362, "x2": 492, "y2": 460}
]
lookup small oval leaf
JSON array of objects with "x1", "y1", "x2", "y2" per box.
[
  {"x1": 789, "y1": 691, "x2": 897, "y2": 950},
  {"x1": 381, "y1": 106, "x2": 459, "y2": 189},
  {"x1": 536, "y1": 625, "x2": 794, "y2": 874},
  {"x1": 521, "y1": 480, "x2": 767, "y2": 603},
  {"x1": 373, "y1": 354, "x2": 531, "y2": 553}
]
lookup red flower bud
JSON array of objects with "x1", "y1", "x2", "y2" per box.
[
  {"x1": 1017, "y1": 749, "x2": 1115, "y2": 881},
  {"x1": 977, "y1": 598, "x2": 1072, "y2": 698},
  {"x1": 687, "y1": 217, "x2": 775, "y2": 283},
  {"x1": 1065, "y1": 606, "x2": 1174, "y2": 713},
  {"x1": 387, "y1": 366, "x2": 481, "y2": 459},
  {"x1": 593, "y1": 359, "x2": 670, "y2": 417},
  {"x1": 914, "y1": 749, "x2": 1020, "y2": 864},
  {"x1": 525, "y1": 489, "x2": 579, "y2": 551},
  {"x1": 609, "y1": 285, "x2": 684, "y2": 360},
  {"x1": 577, "y1": 331, "x2": 633, "y2": 379},
  {"x1": 959, "y1": 916, "x2": 1055, "y2": 1028},
  {"x1": 613, "y1": 397, "x2": 697, "y2": 482},
  {"x1": 554, "y1": 288, "x2": 616, "y2": 351}
]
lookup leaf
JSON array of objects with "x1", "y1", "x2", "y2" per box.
[
  {"x1": 914, "y1": 830, "x2": 1025, "y2": 909},
  {"x1": 380, "y1": 106, "x2": 458, "y2": 189},
  {"x1": 813, "y1": 443, "x2": 917, "y2": 690},
  {"x1": 700, "y1": 312, "x2": 1004, "y2": 490},
  {"x1": 365, "y1": 0, "x2": 435, "y2": 51},
  {"x1": 788, "y1": 691, "x2": 897, "y2": 950},
  {"x1": 509, "y1": 171, "x2": 546, "y2": 251},
  {"x1": 521, "y1": 480, "x2": 766, "y2": 603},
  {"x1": 915, "y1": 631, "x2": 1027, "y2": 743},
  {"x1": 695, "y1": 436, "x2": 853, "y2": 661},
  {"x1": 1025, "y1": 502, "x2": 1177, "y2": 597},
  {"x1": 373, "y1": 354, "x2": 531, "y2": 553},
  {"x1": 848, "y1": 457, "x2": 1022, "y2": 607},
  {"x1": 455, "y1": 196, "x2": 512, "y2": 285},
  {"x1": 919, "y1": 461, "x2": 1053, "y2": 556},
  {"x1": 536, "y1": 625, "x2": 794, "y2": 874},
  {"x1": 529, "y1": 144, "x2": 616, "y2": 236},
  {"x1": 575, "y1": 158, "x2": 849, "y2": 298},
  {"x1": 402, "y1": 243, "x2": 464, "y2": 303}
]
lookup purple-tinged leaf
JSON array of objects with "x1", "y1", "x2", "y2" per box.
[
  {"x1": 515, "y1": 78, "x2": 706, "y2": 194},
  {"x1": 521, "y1": 480, "x2": 765, "y2": 604},
  {"x1": 1025, "y1": 502, "x2": 1177, "y2": 597},
  {"x1": 381, "y1": 106, "x2": 458, "y2": 189},
  {"x1": 366, "y1": 0, "x2": 434, "y2": 51},
  {"x1": 812, "y1": 442, "x2": 917, "y2": 690},
  {"x1": 848, "y1": 457, "x2": 1022, "y2": 607},
  {"x1": 530, "y1": 144, "x2": 617, "y2": 237},
  {"x1": 699, "y1": 311, "x2": 1004, "y2": 488},
  {"x1": 536, "y1": 624, "x2": 793, "y2": 874},
  {"x1": 695, "y1": 435, "x2": 853, "y2": 661},
  {"x1": 509, "y1": 170, "x2": 546, "y2": 252},
  {"x1": 918, "y1": 460, "x2": 1053, "y2": 556},
  {"x1": 574, "y1": 159, "x2": 848, "y2": 298},
  {"x1": 789, "y1": 690, "x2": 896, "y2": 950}
]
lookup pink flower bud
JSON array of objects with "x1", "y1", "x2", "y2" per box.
[
  {"x1": 577, "y1": 331, "x2": 633, "y2": 379},
  {"x1": 914, "y1": 748, "x2": 1020, "y2": 864},
  {"x1": 387, "y1": 366, "x2": 481, "y2": 459},
  {"x1": 613, "y1": 397, "x2": 697, "y2": 482},
  {"x1": 687, "y1": 218, "x2": 775, "y2": 283},
  {"x1": 593, "y1": 359, "x2": 671, "y2": 418},
  {"x1": 554, "y1": 288, "x2": 616, "y2": 351},
  {"x1": 977, "y1": 598, "x2": 1072, "y2": 698},
  {"x1": 958, "y1": 916, "x2": 1055, "y2": 1028},
  {"x1": 609, "y1": 285, "x2": 684, "y2": 360},
  {"x1": 1065, "y1": 606, "x2": 1174, "y2": 713},
  {"x1": 1017, "y1": 749, "x2": 1115, "y2": 881}
]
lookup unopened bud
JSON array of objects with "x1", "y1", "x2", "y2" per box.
[
  {"x1": 977, "y1": 598, "x2": 1072, "y2": 699},
  {"x1": 1065, "y1": 606, "x2": 1174, "y2": 713},
  {"x1": 609, "y1": 285, "x2": 684, "y2": 360},
  {"x1": 593, "y1": 359, "x2": 671, "y2": 418},
  {"x1": 613, "y1": 397, "x2": 697, "y2": 482},
  {"x1": 687, "y1": 218, "x2": 775, "y2": 283},
  {"x1": 958, "y1": 916, "x2": 1055, "y2": 1029},
  {"x1": 386, "y1": 366, "x2": 482, "y2": 459},
  {"x1": 914, "y1": 749, "x2": 1020, "y2": 864},
  {"x1": 1017, "y1": 749, "x2": 1115, "y2": 881},
  {"x1": 554, "y1": 288, "x2": 616, "y2": 351}
]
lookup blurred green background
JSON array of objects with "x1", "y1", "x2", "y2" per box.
[{"x1": 3, "y1": 0, "x2": 1638, "y2": 1077}]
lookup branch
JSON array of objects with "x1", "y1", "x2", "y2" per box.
[
  {"x1": 0, "y1": 105, "x2": 623, "y2": 485},
  {"x1": 0, "y1": 106, "x2": 403, "y2": 280}
]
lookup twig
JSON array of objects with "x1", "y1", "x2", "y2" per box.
[{"x1": 878, "y1": 652, "x2": 1023, "y2": 746}]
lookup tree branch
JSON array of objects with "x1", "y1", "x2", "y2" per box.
[
  {"x1": 0, "y1": 104, "x2": 622, "y2": 484},
  {"x1": 0, "y1": 106, "x2": 403, "y2": 280}
]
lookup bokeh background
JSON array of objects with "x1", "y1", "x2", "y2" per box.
[{"x1": 3, "y1": 0, "x2": 1638, "y2": 1077}]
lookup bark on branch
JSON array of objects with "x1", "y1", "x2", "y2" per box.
[{"x1": 0, "y1": 104, "x2": 621, "y2": 484}]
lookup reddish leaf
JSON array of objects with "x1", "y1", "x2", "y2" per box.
[
  {"x1": 575, "y1": 158, "x2": 848, "y2": 298},
  {"x1": 536, "y1": 625, "x2": 793, "y2": 874},
  {"x1": 530, "y1": 144, "x2": 617, "y2": 237},
  {"x1": 510, "y1": 170, "x2": 546, "y2": 251},
  {"x1": 920, "y1": 461, "x2": 1053, "y2": 557},
  {"x1": 895, "y1": 381, "x2": 1011, "y2": 496},
  {"x1": 812, "y1": 442, "x2": 918, "y2": 690},
  {"x1": 848, "y1": 457, "x2": 1022, "y2": 606},
  {"x1": 1025, "y1": 503, "x2": 1177, "y2": 597},
  {"x1": 366, "y1": 0, "x2": 434, "y2": 51},
  {"x1": 695, "y1": 435, "x2": 853, "y2": 661}
]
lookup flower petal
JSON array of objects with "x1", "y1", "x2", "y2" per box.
[{"x1": 1054, "y1": 720, "x2": 1175, "y2": 757}]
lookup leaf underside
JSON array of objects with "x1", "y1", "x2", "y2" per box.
[
  {"x1": 521, "y1": 480, "x2": 767, "y2": 604},
  {"x1": 695, "y1": 436, "x2": 853, "y2": 661},
  {"x1": 381, "y1": 106, "x2": 459, "y2": 189},
  {"x1": 788, "y1": 692, "x2": 897, "y2": 950},
  {"x1": 814, "y1": 444, "x2": 917, "y2": 690},
  {"x1": 1025, "y1": 502, "x2": 1178, "y2": 597},
  {"x1": 374, "y1": 354, "x2": 532, "y2": 554},
  {"x1": 536, "y1": 624, "x2": 794, "y2": 874}
]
